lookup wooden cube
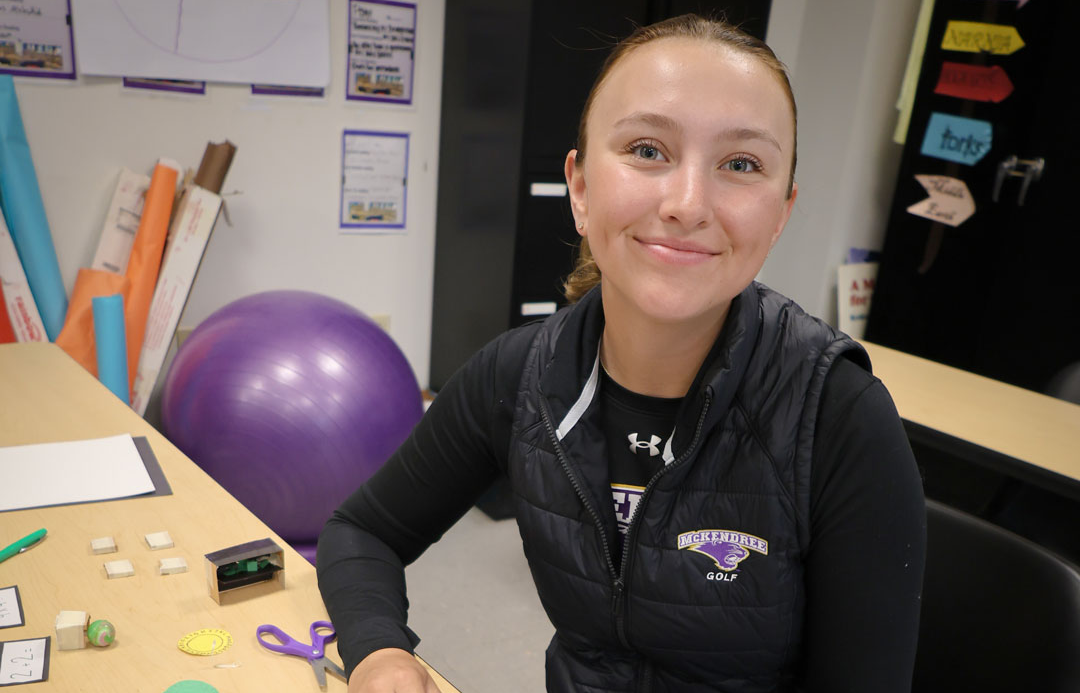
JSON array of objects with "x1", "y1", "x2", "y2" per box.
[
  {"x1": 90, "y1": 536, "x2": 117, "y2": 554},
  {"x1": 55, "y1": 610, "x2": 89, "y2": 650},
  {"x1": 144, "y1": 531, "x2": 174, "y2": 550},
  {"x1": 104, "y1": 559, "x2": 135, "y2": 579},
  {"x1": 159, "y1": 557, "x2": 188, "y2": 575}
]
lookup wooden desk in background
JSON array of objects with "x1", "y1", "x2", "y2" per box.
[
  {"x1": 862, "y1": 341, "x2": 1080, "y2": 502},
  {"x1": 0, "y1": 343, "x2": 459, "y2": 692}
]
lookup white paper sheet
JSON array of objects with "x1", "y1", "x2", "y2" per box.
[
  {"x1": 0, "y1": 637, "x2": 48, "y2": 685},
  {"x1": 0, "y1": 435, "x2": 155, "y2": 512},
  {"x1": 70, "y1": 0, "x2": 331, "y2": 87},
  {"x1": 0, "y1": 587, "x2": 24, "y2": 628}
]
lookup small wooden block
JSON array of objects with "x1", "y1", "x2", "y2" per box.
[
  {"x1": 144, "y1": 531, "x2": 174, "y2": 550},
  {"x1": 55, "y1": 610, "x2": 89, "y2": 650},
  {"x1": 159, "y1": 557, "x2": 188, "y2": 575},
  {"x1": 104, "y1": 559, "x2": 135, "y2": 579},
  {"x1": 90, "y1": 536, "x2": 117, "y2": 554}
]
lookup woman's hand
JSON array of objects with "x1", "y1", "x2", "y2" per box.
[{"x1": 348, "y1": 648, "x2": 442, "y2": 693}]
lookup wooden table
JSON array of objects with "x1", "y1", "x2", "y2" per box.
[
  {"x1": 0, "y1": 343, "x2": 459, "y2": 692},
  {"x1": 862, "y1": 341, "x2": 1080, "y2": 502}
]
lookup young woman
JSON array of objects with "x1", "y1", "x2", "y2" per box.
[{"x1": 318, "y1": 15, "x2": 925, "y2": 693}]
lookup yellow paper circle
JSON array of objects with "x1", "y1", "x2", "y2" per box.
[{"x1": 178, "y1": 628, "x2": 234, "y2": 656}]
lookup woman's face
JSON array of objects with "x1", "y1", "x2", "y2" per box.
[{"x1": 566, "y1": 38, "x2": 797, "y2": 327}]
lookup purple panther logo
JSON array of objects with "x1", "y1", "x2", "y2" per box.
[{"x1": 677, "y1": 529, "x2": 769, "y2": 573}]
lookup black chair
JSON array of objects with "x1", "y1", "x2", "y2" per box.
[
  {"x1": 1045, "y1": 361, "x2": 1080, "y2": 405},
  {"x1": 913, "y1": 500, "x2": 1080, "y2": 693},
  {"x1": 983, "y1": 360, "x2": 1080, "y2": 565}
]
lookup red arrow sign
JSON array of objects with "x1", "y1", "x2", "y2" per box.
[{"x1": 934, "y1": 62, "x2": 1014, "y2": 102}]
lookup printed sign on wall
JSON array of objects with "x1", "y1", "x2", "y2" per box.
[
  {"x1": 347, "y1": 0, "x2": 417, "y2": 104},
  {"x1": 0, "y1": 0, "x2": 76, "y2": 79},
  {"x1": 920, "y1": 112, "x2": 993, "y2": 166},
  {"x1": 907, "y1": 175, "x2": 975, "y2": 227},
  {"x1": 340, "y1": 129, "x2": 409, "y2": 232}
]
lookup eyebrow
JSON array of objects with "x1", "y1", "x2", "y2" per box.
[
  {"x1": 613, "y1": 111, "x2": 683, "y2": 133},
  {"x1": 612, "y1": 112, "x2": 783, "y2": 153}
]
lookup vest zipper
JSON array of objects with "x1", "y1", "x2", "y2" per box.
[
  {"x1": 636, "y1": 659, "x2": 655, "y2": 693},
  {"x1": 538, "y1": 396, "x2": 630, "y2": 652},
  {"x1": 538, "y1": 397, "x2": 620, "y2": 583},
  {"x1": 539, "y1": 389, "x2": 712, "y2": 670},
  {"x1": 616, "y1": 392, "x2": 712, "y2": 653}
]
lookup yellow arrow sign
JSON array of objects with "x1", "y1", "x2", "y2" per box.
[{"x1": 942, "y1": 21, "x2": 1024, "y2": 55}]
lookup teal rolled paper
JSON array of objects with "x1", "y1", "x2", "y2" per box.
[
  {"x1": 92, "y1": 294, "x2": 129, "y2": 404},
  {"x1": 0, "y1": 75, "x2": 68, "y2": 340}
]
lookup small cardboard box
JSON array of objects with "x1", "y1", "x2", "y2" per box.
[{"x1": 204, "y1": 538, "x2": 284, "y2": 604}]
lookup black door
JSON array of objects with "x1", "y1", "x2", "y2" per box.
[
  {"x1": 507, "y1": 0, "x2": 773, "y2": 329},
  {"x1": 865, "y1": 0, "x2": 1079, "y2": 393}
]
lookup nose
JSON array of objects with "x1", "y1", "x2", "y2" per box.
[{"x1": 658, "y1": 162, "x2": 714, "y2": 230}]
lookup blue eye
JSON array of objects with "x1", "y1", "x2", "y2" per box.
[
  {"x1": 636, "y1": 145, "x2": 660, "y2": 160},
  {"x1": 626, "y1": 140, "x2": 666, "y2": 162},
  {"x1": 723, "y1": 157, "x2": 761, "y2": 173}
]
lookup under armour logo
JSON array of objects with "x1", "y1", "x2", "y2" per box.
[{"x1": 628, "y1": 433, "x2": 661, "y2": 457}]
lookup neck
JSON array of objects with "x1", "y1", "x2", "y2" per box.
[{"x1": 599, "y1": 293, "x2": 730, "y2": 399}]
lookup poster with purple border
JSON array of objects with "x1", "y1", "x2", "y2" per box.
[
  {"x1": 347, "y1": 0, "x2": 415, "y2": 105},
  {"x1": 0, "y1": 0, "x2": 76, "y2": 80},
  {"x1": 122, "y1": 77, "x2": 205, "y2": 94},
  {"x1": 340, "y1": 129, "x2": 408, "y2": 232},
  {"x1": 251, "y1": 84, "x2": 325, "y2": 98}
]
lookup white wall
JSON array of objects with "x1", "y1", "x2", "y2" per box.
[
  {"x1": 763, "y1": 0, "x2": 923, "y2": 324},
  {"x1": 11, "y1": 0, "x2": 445, "y2": 389},
  {"x1": 13, "y1": 0, "x2": 925, "y2": 393}
]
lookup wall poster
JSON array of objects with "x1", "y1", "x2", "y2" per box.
[
  {"x1": 347, "y1": 0, "x2": 416, "y2": 104},
  {"x1": 340, "y1": 129, "x2": 408, "y2": 232},
  {"x1": 0, "y1": 0, "x2": 75, "y2": 79}
]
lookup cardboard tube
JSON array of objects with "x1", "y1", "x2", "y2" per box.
[
  {"x1": 92, "y1": 294, "x2": 129, "y2": 404},
  {"x1": 193, "y1": 141, "x2": 237, "y2": 194}
]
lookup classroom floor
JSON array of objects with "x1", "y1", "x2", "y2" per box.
[{"x1": 404, "y1": 506, "x2": 553, "y2": 693}]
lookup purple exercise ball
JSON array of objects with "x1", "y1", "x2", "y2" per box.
[{"x1": 161, "y1": 290, "x2": 423, "y2": 542}]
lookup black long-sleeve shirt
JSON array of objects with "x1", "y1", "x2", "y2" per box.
[{"x1": 318, "y1": 345, "x2": 926, "y2": 692}]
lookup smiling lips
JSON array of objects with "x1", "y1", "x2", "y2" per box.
[{"x1": 636, "y1": 237, "x2": 721, "y2": 265}]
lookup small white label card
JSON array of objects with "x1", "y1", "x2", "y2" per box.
[
  {"x1": 0, "y1": 588, "x2": 23, "y2": 629},
  {"x1": 0, "y1": 637, "x2": 50, "y2": 686}
]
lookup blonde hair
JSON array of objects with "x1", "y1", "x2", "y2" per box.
[{"x1": 562, "y1": 14, "x2": 797, "y2": 303}]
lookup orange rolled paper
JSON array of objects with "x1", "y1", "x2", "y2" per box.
[
  {"x1": 123, "y1": 158, "x2": 179, "y2": 388},
  {"x1": 55, "y1": 267, "x2": 129, "y2": 376}
]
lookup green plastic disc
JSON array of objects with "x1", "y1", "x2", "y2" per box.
[{"x1": 163, "y1": 682, "x2": 219, "y2": 693}]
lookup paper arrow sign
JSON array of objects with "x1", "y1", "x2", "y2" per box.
[
  {"x1": 920, "y1": 112, "x2": 993, "y2": 166},
  {"x1": 907, "y1": 175, "x2": 975, "y2": 227},
  {"x1": 942, "y1": 21, "x2": 1024, "y2": 55},
  {"x1": 935, "y1": 62, "x2": 1014, "y2": 102}
]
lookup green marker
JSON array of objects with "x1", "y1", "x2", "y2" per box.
[{"x1": 0, "y1": 528, "x2": 47, "y2": 563}]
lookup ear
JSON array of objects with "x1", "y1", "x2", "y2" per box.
[
  {"x1": 565, "y1": 149, "x2": 587, "y2": 237},
  {"x1": 770, "y1": 181, "x2": 798, "y2": 249}
]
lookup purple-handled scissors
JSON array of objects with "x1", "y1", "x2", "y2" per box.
[{"x1": 256, "y1": 620, "x2": 347, "y2": 689}]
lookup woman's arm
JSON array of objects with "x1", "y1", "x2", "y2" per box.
[
  {"x1": 802, "y1": 357, "x2": 927, "y2": 692},
  {"x1": 317, "y1": 332, "x2": 522, "y2": 681}
]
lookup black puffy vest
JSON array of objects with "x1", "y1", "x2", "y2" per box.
[{"x1": 505, "y1": 283, "x2": 867, "y2": 692}]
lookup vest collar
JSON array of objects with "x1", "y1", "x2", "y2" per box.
[{"x1": 540, "y1": 282, "x2": 763, "y2": 461}]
